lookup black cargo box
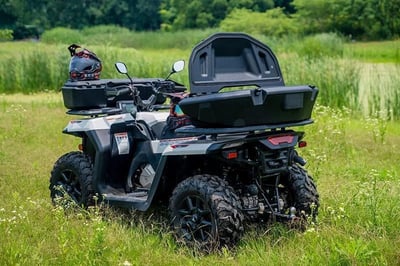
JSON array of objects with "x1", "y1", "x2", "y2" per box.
[
  {"x1": 179, "y1": 85, "x2": 318, "y2": 127},
  {"x1": 62, "y1": 78, "x2": 166, "y2": 110},
  {"x1": 179, "y1": 33, "x2": 319, "y2": 127}
]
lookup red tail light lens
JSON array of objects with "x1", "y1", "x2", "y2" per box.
[
  {"x1": 222, "y1": 150, "x2": 238, "y2": 159},
  {"x1": 298, "y1": 141, "x2": 307, "y2": 148},
  {"x1": 267, "y1": 135, "x2": 294, "y2": 145}
]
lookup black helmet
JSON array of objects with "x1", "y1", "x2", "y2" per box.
[{"x1": 68, "y1": 44, "x2": 102, "y2": 81}]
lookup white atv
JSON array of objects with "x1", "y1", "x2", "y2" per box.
[{"x1": 50, "y1": 33, "x2": 319, "y2": 251}]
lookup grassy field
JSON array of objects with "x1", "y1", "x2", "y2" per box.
[
  {"x1": 1, "y1": 31, "x2": 399, "y2": 264},
  {"x1": 0, "y1": 93, "x2": 399, "y2": 265}
]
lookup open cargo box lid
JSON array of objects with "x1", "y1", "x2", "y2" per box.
[
  {"x1": 179, "y1": 32, "x2": 319, "y2": 128},
  {"x1": 189, "y1": 32, "x2": 284, "y2": 94}
]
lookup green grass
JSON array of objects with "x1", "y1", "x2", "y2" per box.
[
  {"x1": 344, "y1": 40, "x2": 400, "y2": 63},
  {"x1": 41, "y1": 27, "x2": 215, "y2": 50},
  {"x1": 0, "y1": 94, "x2": 399, "y2": 265},
  {"x1": 0, "y1": 42, "x2": 190, "y2": 94}
]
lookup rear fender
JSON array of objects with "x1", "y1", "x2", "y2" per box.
[{"x1": 63, "y1": 113, "x2": 134, "y2": 135}]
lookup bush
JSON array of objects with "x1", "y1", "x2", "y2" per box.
[
  {"x1": 0, "y1": 29, "x2": 13, "y2": 41},
  {"x1": 41, "y1": 27, "x2": 83, "y2": 44},
  {"x1": 220, "y1": 8, "x2": 299, "y2": 37},
  {"x1": 81, "y1": 25, "x2": 132, "y2": 35},
  {"x1": 12, "y1": 25, "x2": 40, "y2": 40},
  {"x1": 296, "y1": 33, "x2": 345, "y2": 58}
]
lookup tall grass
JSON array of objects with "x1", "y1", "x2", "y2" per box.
[
  {"x1": 359, "y1": 63, "x2": 400, "y2": 119},
  {"x1": 0, "y1": 94, "x2": 399, "y2": 264},
  {"x1": 281, "y1": 56, "x2": 360, "y2": 111},
  {"x1": 0, "y1": 31, "x2": 399, "y2": 119},
  {"x1": 296, "y1": 33, "x2": 345, "y2": 58},
  {"x1": 41, "y1": 26, "x2": 214, "y2": 50},
  {"x1": 0, "y1": 42, "x2": 189, "y2": 94},
  {"x1": 344, "y1": 40, "x2": 400, "y2": 63}
]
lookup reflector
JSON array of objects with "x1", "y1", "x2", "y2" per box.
[{"x1": 298, "y1": 141, "x2": 307, "y2": 148}]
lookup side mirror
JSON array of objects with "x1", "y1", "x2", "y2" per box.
[
  {"x1": 115, "y1": 62, "x2": 128, "y2": 74},
  {"x1": 115, "y1": 61, "x2": 134, "y2": 85},
  {"x1": 172, "y1": 60, "x2": 185, "y2": 73},
  {"x1": 166, "y1": 60, "x2": 185, "y2": 80}
]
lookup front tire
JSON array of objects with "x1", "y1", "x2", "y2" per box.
[
  {"x1": 49, "y1": 152, "x2": 94, "y2": 208},
  {"x1": 169, "y1": 175, "x2": 244, "y2": 251}
]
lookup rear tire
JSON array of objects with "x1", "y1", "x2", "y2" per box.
[
  {"x1": 288, "y1": 164, "x2": 319, "y2": 221},
  {"x1": 49, "y1": 152, "x2": 94, "y2": 208},
  {"x1": 169, "y1": 174, "x2": 244, "y2": 252}
]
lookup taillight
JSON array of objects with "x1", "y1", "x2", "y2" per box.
[
  {"x1": 298, "y1": 141, "x2": 307, "y2": 148},
  {"x1": 267, "y1": 135, "x2": 295, "y2": 145},
  {"x1": 260, "y1": 133, "x2": 298, "y2": 149},
  {"x1": 223, "y1": 150, "x2": 238, "y2": 159}
]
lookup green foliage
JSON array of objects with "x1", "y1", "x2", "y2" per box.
[
  {"x1": 293, "y1": 0, "x2": 400, "y2": 40},
  {"x1": 219, "y1": 8, "x2": 299, "y2": 37},
  {"x1": 160, "y1": 0, "x2": 274, "y2": 30},
  {"x1": 1, "y1": 0, "x2": 399, "y2": 40},
  {"x1": 12, "y1": 24, "x2": 40, "y2": 40},
  {"x1": 0, "y1": 29, "x2": 13, "y2": 41},
  {"x1": 41, "y1": 27, "x2": 83, "y2": 44},
  {"x1": 229, "y1": 0, "x2": 274, "y2": 11},
  {"x1": 296, "y1": 33, "x2": 344, "y2": 58},
  {"x1": 79, "y1": 25, "x2": 133, "y2": 47},
  {"x1": 0, "y1": 0, "x2": 161, "y2": 32},
  {"x1": 292, "y1": 0, "x2": 334, "y2": 34}
]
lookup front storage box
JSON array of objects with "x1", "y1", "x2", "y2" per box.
[
  {"x1": 62, "y1": 80, "x2": 109, "y2": 110},
  {"x1": 62, "y1": 78, "x2": 166, "y2": 110}
]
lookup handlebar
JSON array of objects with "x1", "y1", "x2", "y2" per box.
[
  {"x1": 132, "y1": 80, "x2": 179, "y2": 112},
  {"x1": 116, "y1": 87, "x2": 131, "y2": 96},
  {"x1": 114, "y1": 61, "x2": 187, "y2": 112}
]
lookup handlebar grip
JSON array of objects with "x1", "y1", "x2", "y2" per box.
[
  {"x1": 157, "y1": 80, "x2": 175, "y2": 93},
  {"x1": 117, "y1": 87, "x2": 131, "y2": 96}
]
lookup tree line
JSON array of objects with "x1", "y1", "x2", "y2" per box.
[{"x1": 0, "y1": 0, "x2": 398, "y2": 40}]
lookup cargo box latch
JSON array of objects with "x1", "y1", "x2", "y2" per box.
[{"x1": 250, "y1": 89, "x2": 267, "y2": 106}]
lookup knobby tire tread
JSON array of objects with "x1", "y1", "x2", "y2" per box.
[
  {"x1": 169, "y1": 174, "x2": 244, "y2": 251},
  {"x1": 49, "y1": 151, "x2": 94, "y2": 207}
]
